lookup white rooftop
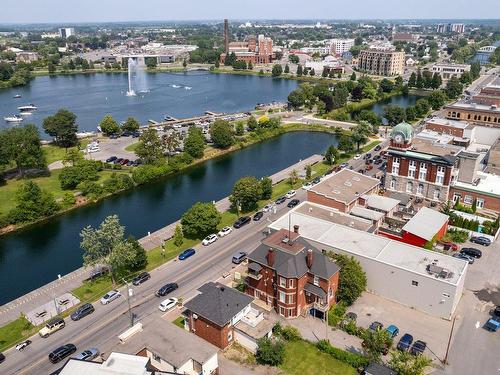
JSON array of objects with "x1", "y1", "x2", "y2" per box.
[
  {"x1": 426, "y1": 118, "x2": 470, "y2": 129},
  {"x1": 453, "y1": 171, "x2": 500, "y2": 198},
  {"x1": 269, "y1": 206, "x2": 466, "y2": 285},
  {"x1": 364, "y1": 194, "x2": 400, "y2": 212},
  {"x1": 58, "y1": 352, "x2": 151, "y2": 375},
  {"x1": 350, "y1": 206, "x2": 385, "y2": 221},
  {"x1": 402, "y1": 207, "x2": 449, "y2": 241},
  {"x1": 416, "y1": 130, "x2": 456, "y2": 145}
]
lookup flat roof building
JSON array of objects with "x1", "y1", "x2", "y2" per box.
[
  {"x1": 357, "y1": 49, "x2": 405, "y2": 76},
  {"x1": 445, "y1": 102, "x2": 500, "y2": 127}
]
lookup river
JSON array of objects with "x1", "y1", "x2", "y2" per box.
[
  {"x1": 0, "y1": 71, "x2": 297, "y2": 136},
  {"x1": 0, "y1": 131, "x2": 338, "y2": 305}
]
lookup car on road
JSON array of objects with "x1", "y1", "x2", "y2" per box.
[
  {"x1": 358, "y1": 169, "x2": 365, "y2": 174},
  {"x1": 365, "y1": 165, "x2": 373, "y2": 171},
  {"x1": 15, "y1": 340, "x2": 32, "y2": 351},
  {"x1": 397, "y1": 333, "x2": 413, "y2": 351},
  {"x1": 375, "y1": 145, "x2": 382, "y2": 151},
  {"x1": 253, "y1": 211, "x2": 264, "y2": 221},
  {"x1": 410, "y1": 340, "x2": 427, "y2": 355},
  {"x1": 74, "y1": 348, "x2": 99, "y2": 361},
  {"x1": 287, "y1": 199, "x2": 300, "y2": 208},
  {"x1": 275, "y1": 196, "x2": 286, "y2": 205},
  {"x1": 39, "y1": 317, "x2": 65, "y2": 338},
  {"x1": 369, "y1": 321, "x2": 383, "y2": 332},
  {"x1": 470, "y1": 236, "x2": 492, "y2": 246},
  {"x1": 374, "y1": 158, "x2": 383, "y2": 165},
  {"x1": 202, "y1": 234, "x2": 218, "y2": 246},
  {"x1": 49, "y1": 344, "x2": 77, "y2": 364},
  {"x1": 233, "y1": 216, "x2": 251, "y2": 228},
  {"x1": 106, "y1": 156, "x2": 117, "y2": 163},
  {"x1": 354, "y1": 154, "x2": 361, "y2": 160},
  {"x1": 302, "y1": 182, "x2": 313, "y2": 190},
  {"x1": 132, "y1": 271, "x2": 151, "y2": 286},
  {"x1": 156, "y1": 282, "x2": 178, "y2": 297},
  {"x1": 159, "y1": 297, "x2": 178, "y2": 312},
  {"x1": 460, "y1": 247, "x2": 482, "y2": 259},
  {"x1": 232, "y1": 251, "x2": 247, "y2": 264},
  {"x1": 100, "y1": 289, "x2": 121, "y2": 305},
  {"x1": 285, "y1": 190, "x2": 296, "y2": 199},
  {"x1": 340, "y1": 162, "x2": 349, "y2": 168},
  {"x1": 178, "y1": 248, "x2": 196, "y2": 260},
  {"x1": 452, "y1": 253, "x2": 474, "y2": 264},
  {"x1": 263, "y1": 204, "x2": 275, "y2": 212},
  {"x1": 70, "y1": 303, "x2": 95, "y2": 321},
  {"x1": 364, "y1": 153, "x2": 372, "y2": 160},
  {"x1": 218, "y1": 226, "x2": 232, "y2": 237},
  {"x1": 385, "y1": 325, "x2": 399, "y2": 338}
]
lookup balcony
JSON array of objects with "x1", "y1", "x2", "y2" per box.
[
  {"x1": 240, "y1": 307, "x2": 264, "y2": 328},
  {"x1": 247, "y1": 272, "x2": 262, "y2": 281}
]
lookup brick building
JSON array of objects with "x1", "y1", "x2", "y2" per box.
[
  {"x1": 357, "y1": 49, "x2": 405, "y2": 76},
  {"x1": 472, "y1": 85, "x2": 500, "y2": 107},
  {"x1": 450, "y1": 171, "x2": 500, "y2": 213},
  {"x1": 445, "y1": 102, "x2": 500, "y2": 127},
  {"x1": 246, "y1": 229, "x2": 340, "y2": 320},
  {"x1": 425, "y1": 118, "x2": 471, "y2": 138}
]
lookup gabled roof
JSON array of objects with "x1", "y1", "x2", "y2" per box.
[
  {"x1": 184, "y1": 282, "x2": 253, "y2": 327},
  {"x1": 402, "y1": 207, "x2": 449, "y2": 241}
]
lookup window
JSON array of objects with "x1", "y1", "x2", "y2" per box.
[
  {"x1": 412, "y1": 280, "x2": 419, "y2": 286},
  {"x1": 452, "y1": 193, "x2": 461, "y2": 203},
  {"x1": 390, "y1": 179, "x2": 396, "y2": 190},
  {"x1": 279, "y1": 277, "x2": 286, "y2": 288},
  {"x1": 313, "y1": 276, "x2": 319, "y2": 286},
  {"x1": 476, "y1": 198, "x2": 484, "y2": 209},
  {"x1": 254, "y1": 290, "x2": 260, "y2": 299},
  {"x1": 418, "y1": 168, "x2": 427, "y2": 181},
  {"x1": 436, "y1": 166, "x2": 445, "y2": 185},
  {"x1": 287, "y1": 308, "x2": 295, "y2": 317},
  {"x1": 406, "y1": 181, "x2": 413, "y2": 193},
  {"x1": 434, "y1": 189, "x2": 441, "y2": 200},
  {"x1": 464, "y1": 195, "x2": 473, "y2": 204},
  {"x1": 288, "y1": 279, "x2": 295, "y2": 288},
  {"x1": 279, "y1": 291, "x2": 286, "y2": 303},
  {"x1": 420, "y1": 162, "x2": 427, "y2": 170},
  {"x1": 392, "y1": 164, "x2": 399, "y2": 175},
  {"x1": 417, "y1": 184, "x2": 424, "y2": 195},
  {"x1": 393, "y1": 157, "x2": 400, "y2": 165},
  {"x1": 436, "y1": 174, "x2": 444, "y2": 185},
  {"x1": 279, "y1": 306, "x2": 285, "y2": 316},
  {"x1": 408, "y1": 169, "x2": 415, "y2": 179},
  {"x1": 228, "y1": 331, "x2": 233, "y2": 341}
]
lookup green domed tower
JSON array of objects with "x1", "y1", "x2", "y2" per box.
[{"x1": 389, "y1": 122, "x2": 413, "y2": 148}]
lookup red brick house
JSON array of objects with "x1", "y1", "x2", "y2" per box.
[{"x1": 245, "y1": 228, "x2": 340, "y2": 320}]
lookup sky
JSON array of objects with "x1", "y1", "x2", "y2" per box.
[{"x1": 0, "y1": 0, "x2": 498, "y2": 24}]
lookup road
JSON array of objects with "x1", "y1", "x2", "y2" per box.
[{"x1": 0, "y1": 191, "x2": 306, "y2": 375}]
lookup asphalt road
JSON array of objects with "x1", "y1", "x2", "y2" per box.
[{"x1": 0, "y1": 190, "x2": 306, "y2": 375}]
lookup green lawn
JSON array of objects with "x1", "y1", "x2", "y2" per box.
[
  {"x1": 281, "y1": 341, "x2": 357, "y2": 375},
  {"x1": 172, "y1": 317, "x2": 185, "y2": 329},
  {"x1": 0, "y1": 316, "x2": 37, "y2": 352},
  {"x1": 361, "y1": 140, "x2": 382, "y2": 153},
  {"x1": 125, "y1": 142, "x2": 141, "y2": 152},
  {"x1": 72, "y1": 275, "x2": 114, "y2": 303},
  {"x1": 42, "y1": 141, "x2": 90, "y2": 165}
]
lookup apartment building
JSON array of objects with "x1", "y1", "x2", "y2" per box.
[
  {"x1": 357, "y1": 49, "x2": 405, "y2": 76},
  {"x1": 329, "y1": 38, "x2": 355, "y2": 56}
]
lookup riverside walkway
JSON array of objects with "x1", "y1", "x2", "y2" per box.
[{"x1": 0, "y1": 154, "x2": 322, "y2": 325}]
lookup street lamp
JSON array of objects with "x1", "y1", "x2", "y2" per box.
[{"x1": 122, "y1": 278, "x2": 134, "y2": 327}]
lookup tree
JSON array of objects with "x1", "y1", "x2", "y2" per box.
[
  {"x1": 352, "y1": 130, "x2": 368, "y2": 151},
  {"x1": 184, "y1": 127, "x2": 205, "y2": 158},
  {"x1": 48, "y1": 63, "x2": 56, "y2": 74},
  {"x1": 214, "y1": 60, "x2": 220, "y2": 68},
  {"x1": 43, "y1": 109, "x2": 78, "y2": 148},
  {"x1": 325, "y1": 145, "x2": 339, "y2": 165},
  {"x1": 59, "y1": 159, "x2": 100, "y2": 189},
  {"x1": 122, "y1": 117, "x2": 140, "y2": 132},
  {"x1": 272, "y1": 64, "x2": 283, "y2": 77},
  {"x1": 181, "y1": 202, "x2": 221, "y2": 238},
  {"x1": 284, "y1": 64, "x2": 290, "y2": 74},
  {"x1": 388, "y1": 350, "x2": 432, "y2": 375},
  {"x1": 350, "y1": 72, "x2": 356, "y2": 81},
  {"x1": 224, "y1": 52, "x2": 236, "y2": 66},
  {"x1": 183, "y1": 59, "x2": 187, "y2": 68},
  {"x1": 124, "y1": 236, "x2": 147, "y2": 270},
  {"x1": 289, "y1": 54, "x2": 299, "y2": 64},
  {"x1": 379, "y1": 78, "x2": 394, "y2": 93},
  {"x1": 395, "y1": 75, "x2": 403, "y2": 89},
  {"x1": 63, "y1": 148, "x2": 84, "y2": 166},
  {"x1": 459, "y1": 72, "x2": 472, "y2": 85},
  {"x1": 210, "y1": 119, "x2": 235, "y2": 149},
  {"x1": 289, "y1": 169, "x2": 299, "y2": 185},
  {"x1": 470, "y1": 61, "x2": 481, "y2": 80},
  {"x1": 296, "y1": 64, "x2": 303, "y2": 77},
  {"x1": 173, "y1": 224, "x2": 184, "y2": 247},
  {"x1": 430, "y1": 72, "x2": 442, "y2": 89},
  {"x1": 445, "y1": 77, "x2": 463, "y2": 99},
  {"x1": 162, "y1": 131, "x2": 181, "y2": 158},
  {"x1": 384, "y1": 105, "x2": 406, "y2": 126},
  {"x1": 235, "y1": 122, "x2": 244, "y2": 136},
  {"x1": 146, "y1": 58, "x2": 157, "y2": 69},
  {"x1": 260, "y1": 176, "x2": 273, "y2": 200},
  {"x1": 328, "y1": 253, "x2": 367, "y2": 305},
  {"x1": 8, "y1": 181, "x2": 59, "y2": 223},
  {"x1": 135, "y1": 128, "x2": 165, "y2": 165},
  {"x1": 416, "y1": 69, "x2": 424, "y2": 89},
  {"x1": 305, "y1": 164, "x2": 312, "y2": 180},
  {"x1": 309, "y1": 68, "x2": 315, "y2": 76},
  {"x1": 338, "y1": 135, "x2": 354, "y2": 153},
  {"x1": 248, "y1": 61, "x2": 253, "y2": 70},
  {"x1": 428, "y1": 90, "x2": 447, "y2": 110},
  {"x1": 408, "y1": 72, "x2": 416, "y2": 88},
  {"x1": 256, "y1": 337, "x2": 285, "y2": 366},
  {"x1": 1, "y1": 124, "x2": 46, "y2": 175},
  {"x1": 99, "y1": 114, "x2": 120, "y2": 135},
  {"x1": 247, "y1": 116, "x2": 258, "y2": 131},
  {"x1": 230, "y1": 176, "x2": 263, "y2": 212},
  {"x1": 362, "y1": 328, "x2": 392, "y2": 363},
  {"x1": 415, "y1": 99, "x2": 431, "y2": 118},
  {"x1": 405, "y1": 106, "x2": 417, "y2": 121}
]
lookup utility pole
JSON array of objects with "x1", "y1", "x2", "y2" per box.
[
  {"x1": 444, "y1": 315, "x2": 457, "y2": 365},
  {"x1": 122, "y1": 278, "x2": 134, "y2": 327}
]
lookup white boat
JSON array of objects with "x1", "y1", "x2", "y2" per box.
[
  {"x1": 19, "y1": 111, "x2": 32, "y2": 116},
  {"x1": 4, "y1": 115, "x2": 24, "y2": 123},
  {"x1": 13, "y1": 94, "x2": 21, "y2": 98},
  {"x1": 18, "y1": 104, "x2": 37, "y2": 111}
]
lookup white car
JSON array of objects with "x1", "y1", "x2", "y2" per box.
[
  {"x1": 354, "y1": 154, "x2": 361, "y2": 160},
  {"x1": 202, "y1": 234, "x2": 218, "y2": 246},
  {"x1": 159, "y1": 297, "x2": 178, "y2": 312},
  {"x1": 263, "y1": 204, "x2": 274, "y2": 212},
  {"x1": 100, "y1": 289, "x2": 121, "y2": 305},
  {"x1": 218, "y1": 226, "x2": 232, "y2": 237},
  {"x1": 302, "y1": 182, "x2": 313, "y2": 190},
  {"x1": 285, "y1": 190, "x2": 296, "y2": 199}
]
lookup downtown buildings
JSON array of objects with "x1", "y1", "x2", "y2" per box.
[{"x1": 357, "y1": 48, "x2": 405, "y2": 76}]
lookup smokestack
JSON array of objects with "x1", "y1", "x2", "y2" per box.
[
  {"x1": 266, "y1": 248, "x2": 275, "y2": 267},
  {"x1": 306, "y1": 249, "x2": 313, "y2": 269},
  {"x1": 293, "y1": 225, "x2": 300, "y2": 234},
  {"x1": 224, "y1": 19, "x2": 229, "y2": 54}
]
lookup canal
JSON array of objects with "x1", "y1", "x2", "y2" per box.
[{"x1": 0, "y1": 131, "x2": 338, "y2": 305}]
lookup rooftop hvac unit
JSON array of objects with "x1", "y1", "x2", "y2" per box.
[{"x1": 426, "y1": 264, "x2": 454, "y2": 279}]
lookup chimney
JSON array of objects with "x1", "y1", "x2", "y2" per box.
[
  {"x1": 223, "y1": 19, "x2": 229, "y2": 54},
  {"x1": 306, "y1": 249, "x2": 313, "y2": 269},
  {"x1": 293, "y1": 225, "x2": 300, "y2": 234},
  {"x1": 266, "y1": 248, "x2": 275, "y2": 267}
]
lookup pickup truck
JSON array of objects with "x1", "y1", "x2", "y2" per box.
[{"x1": 485, "y1": 318, "x2": 500, "y2": 332}]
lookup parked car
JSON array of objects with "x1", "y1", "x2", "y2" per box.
[
  {"x1": 218, "y1": 226, "x2": 232, "y2": 237},
  {"x1": 485, "y1": 318, "x2": 500, "y2": 332},
  {"x1": 375, "y1": 145, "x2": 382, "y2": 151},
  {"x1": 364, "y1": 153, "x2": 372, "y2": 160},
  {"x1": 492, "y1": 305, "x2": 500, "y2": 319},
  {"x1": 460, "y1": 247, "x2": 482, "y2": 259},
  {"x1": 0, "y1": 352, "x2": 4, "y2": 363},
  {"x1": 100, "y1": 290, "x2": 121, "y2": 305},
  {"x1": 156, "y1": 283, "x2": 178, "y2": 297},
  {"x1": 48, "y1": 344, "x2": 77, "y2": 363},
  {"x1": 202, "y1": 234, "x2": 218, "y2": 246},
  {"x1": 369, "y1": 321, "x2": 383, "y2": 332},
  {"x1": 275, "y1": 196, "x2": 287, "y2": 205},
  {"x1": 70, "y1": 303, "x2": 95, "y2": 321},
  {"x1": 253, "y1": 211, "x2": 264, "y2": 221},
  {"x1": 232, "y1": 251, "x2": 247, "y2": 264},
  {"x1": 365, "y1": 165, "x2": 373, "y2": 171},
  {"x1": 74, "y1": 348, "x2": 99, "y2": 361},
  {"x1": 302, "y1": 182, "x2": 313, "y2": 190},
  {"x1": 354, "y1": 154, "x2": 361, "y2": 160},
  {"x1": 285, "y1": 190, "x2": 296, "y2": 199},
  {"x1": 470, "y1": 236, "x2": 492, "y2": 246},
  {"x1": 263, "y1": 204, "x2": 275, "y2": 212},
  {"x1": 410, "y1": 340, "x2": 427, "y2": 355},
  {"x1": 106, "y1": 156, "x2": 117, "y2": 163},
  {"x1": 159, "y1": 297, "x2": 178, "y2": 312},
  {"x1": 386, "y1": 325, "x2": 399, "y2": 338},
  {"x1": 132, "y1": 271, "x2": 151, "y2": 286},
  {"x1": 397, "y1": 333, "x2": 414, "y2": 351},
  {"x1": 15, "y1": 340, "x2": 32, "y2": 351},
  {"x1": 312, "y1": 177, "x2": 321, "y2": 184},
  {"x1": 127, "y1": 160, "x2": 134, "y2": 166},
  {"x1": 39, "y1": 317, "x2": 65, "y2": 338},
  {"x1": 233, "y1": 216, "x2": 251, "y2": 228},
  {"x1": 452, "y1": 253, "x2": 474, "y2": 264},
  {"x1": 114, "y1": 158, "x2": 123, "y2": 164},
  {"x1": 87, "y1": 266, "x2": 109, "y2": 281},
  {"x1": 121, "y1": 159, "x2": 130, "y2": 165},
  {"x1": 178, "y1": 248, "x2": 196, "y2": 260},
  {"x1": 287, "y1": 199, "x2": 300, "y2": 208},
  {"x1": 439, "y1": 241, "x2": 459, "y2": 251}
]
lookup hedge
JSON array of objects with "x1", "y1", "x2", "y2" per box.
[{"x1": 316, "y1": 339, "x2": 369, "y2": 369}]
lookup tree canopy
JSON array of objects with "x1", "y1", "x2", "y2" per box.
[
  {"x1": 181, "y1": 202, "x2": 221, "y2": 238},
  {"x1": 230, "y1": 176, "x2": 263, "y2": 212},
  {"x1": 7, "y1": 180, "x2": 59, "y2": 223},
  {"x1": 328, "y1": 252, "x2": 367, "y2": 305},
  {"x1": 42, "y1": 109, "x2": 78, "y2": 148},
  {"x1": 99, "y1": 114, "x2": 120, "y2": 135},
  {"x1": 210, "y1": 119, "x2": 235, "y2": 149},
  {"x1": 135, "y1": 128, "x2": 165, "y2": 165},
  {"x1": 184, "y1": 127, "x2": 206, "y2": 158}
]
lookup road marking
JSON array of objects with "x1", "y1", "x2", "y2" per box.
[{"x1": 475, "y1": 321, "x2": 480, "y2": 329}]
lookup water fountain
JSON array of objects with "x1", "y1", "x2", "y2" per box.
[{"x1": 126, "y1": 57, "x2": 148, "y2": 96}]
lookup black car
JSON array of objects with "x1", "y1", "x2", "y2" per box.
[
  {"x1": 397, "y1": 333, "x2": 413, "y2": 351},
  {"x1": 253, "y1": 212, "x2": 264, "y2": 221},
  {"x1": 410, "y1": 340, "x2": 426, "y2": 355},
  {"x1": 114, "y1": 158, "x2": 124, "y2": 165},
  {"x1": 122, "y1": 131, "x2": 131, "y2": 137},
  {"x1": 369, "y1": 321, "x2": 383, "y2": 331},
  {"x1": 106, "y1": 156, "x2": 117, "y2": 163},
  {"x1": 87, "y1": 266, "x2": 109, "y2": 281},
  {"x1": 70, "y1": 303, "x2": 95, "y2": 321},
  {"x1": 49, "y1": 344, "x2": 77, "y2": 363},
  {"x1": 156, "y1": 283, "x2": 178, "y2": 297},
  {"x1": 461, "y1": 247, "x2": 482, "y2": 259},
  {"x1": 132, "y1": 131, "x2": 140, "y2": 138},
  {"x1": 132, "y1": 271, "x2": 151, "y2": 286},
  {"x1": 275, "y1": 196, "x2": 286, "y2": 205},
  {"x1": 312, "y1": 177, "x2": 321, "y2": 184},
  {"x1": 287, "y1": 199, "x2": 300, "y2": 208},
  {"x1": 470, "y1": 236, "x2": 492, "y2": 246},
  {"x1": 374, "y1": 145, "x2": 382, "y2": 151},
  {"x1": 492, "y1": 305, "x2": 500, "y2": 319},
  {"x1": 234, "y1": 216, "x2": 251, "y2": 228},
  {"x1": 0, "y1": 352, "x2": 5, "y2": 363}
]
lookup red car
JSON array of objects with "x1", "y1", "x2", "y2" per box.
[
  {"x1": 439, "y1": 241, "x2": 459, "y2": 251},
  {"x1": 121, "y1": 159, "x2": 130, "y2": 165},
  {"x1": 365, "y1": 165, "x2": 373, "y2": 171}
]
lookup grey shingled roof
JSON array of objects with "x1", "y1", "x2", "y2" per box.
[
  {"x1": 184, "y1": 282, "x2": 253, "y2": 327},
  {"x1": 303, "y1": 283, "x2": 327, "y2": 298}
]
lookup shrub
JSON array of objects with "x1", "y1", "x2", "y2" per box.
[
  {"x1": 58, "y1": 160, "x2": 101, "y2": 189},
  {"x1": 61, "y1": 192, "x2": 76, "y2": 208},
  {"x1": 256, "y1": 337, "x2": 285, "y2": 366},
  {"x1": 316, "y1": 339, "x2": 369, "y2": 368},
  {"x1": 328, "y1": 301, "x2": 347, "y2": 326},
  {"x1": 280, "y1": 326, "x2": 301, "y2": 341},
  {"x1": 132, "y1": 164, "x2": 171, "y2": 185},
  {"x1": 77, "y1": 181, "x2": 104, "y2": 200},
  {"x1": 102, "y1": 173, "x2": 134, "y2": 193}
]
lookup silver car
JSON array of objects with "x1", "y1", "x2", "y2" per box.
[
  {"x1": 100, "y1": 289, "x2": 121, "y2": 305},
  {"x1": 74, "y1": 348, "x2": 99, "y2": 361}
]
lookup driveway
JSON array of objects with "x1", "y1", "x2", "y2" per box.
[{"x1": 85, "y1": 136, "x2": 137, "y2": 162}]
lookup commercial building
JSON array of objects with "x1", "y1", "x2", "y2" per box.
[
  {"x1": 445, "y1": 102, "x2": 500, "y2": 127},
  {"x1": 392, "y1": 33, "x2": 417, "y2": 43},
  {"x1": 431, "y1": 63, "x2": 470, "y2": 81},
  {"x1": 450, "y1": 171, "x2": 500, "y2": 213},
  {"x1": 357, "y1": 49, "x2": 405, "y2": 76},
  {"x1": 15, "y1": 52, "x2": 39, "y2": 63},
  {"x1": 436, "y1": 24, "x2": 465, "y2": 33},
  {"x1": 425, "y1": 118, "x2": 471, "y2": 138},
  {"x1": 246, "y1": 227, "x2": 340, "y2": 320},
  {"x1": 269, "y1": 202, "x2": 468, "y2": 320},
  {"x1": 472, "y1": 85, "x2": 500, "y2": 107},
  {"x1": 58, "y1": 27, "x2": 75, "y2": 38},
  {"x1": 329, "y1": 38, "x2": 355, "y2": 56}
]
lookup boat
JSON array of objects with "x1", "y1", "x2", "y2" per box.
[
  {"x1": 13, "y1": 94, "x2": 21, "y2": 98},
  {"x1": 4, "y1": 115, "x2": 24, "y2": 123},
  {"x1": 164, "y1": 115, "x2": 176, "y2": 122},
  {"x1": 19, "y1": 111, "x2": 32, "y2": 116},
  {"x1": 18, "y1": 104, "x2": 37, "y2": 111}
]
